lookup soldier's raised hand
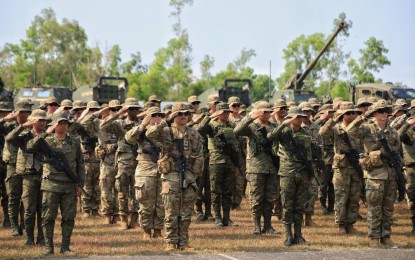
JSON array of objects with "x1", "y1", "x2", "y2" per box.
[
  {"x1": 46, "y1": 124, "x2": 56, "y2": 134},
  {"x1": 22, "y1": 119, "x2": 37, "y2": 128},
  {"x1": 283, "y1": 117, "x2": 295, "y2": 125},
  {"x1": 250, "y1": 110, "x2": 263, "y2": 120},
  {"x1": 407, "y1": 117, "x2": 415, "y2": 126},
  {"x1": 4, "y1": 111, "x2": 18, "y2": 121}
]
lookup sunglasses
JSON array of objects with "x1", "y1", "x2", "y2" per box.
[
  {"x1": 345, "y1": 111, "x2": 358, "y2": 116},
  {"x1": 263, "y1": 111, "x2": 272, "y2": 114},
  {"x1": 358, "y1": 104, "x2": 371, "y2": 108},
  {"x1": 376, "y1": 109, "x2": 389, "y2": 114},
  {"x1": 89, "y1": 108, "x2": 100, "y2": 112},
  {"x1": 63, "y1": 107, "x2": 72, "y2": 110},
  {"x1": 279, "y1": 107, "x2": 288, "y2": 111},
  {"x1": 72, "y1": 108, "x2": 84, "y2": 112},
  {"x1": 231, "y1": 104, "x2": 241, "y2": 108},
  {"x1": 128, "y1": 108, "x2": 140, "y2": 111},
  {"x1": 49, "y1": 103, "x2": 59, "y2": 107},
  {"x1": 151, "y1": 113, "x2": 164, "y2": 118},
  {"x1": 110, "y1": 108, "x2": 120, "y2": 112},
  {"x1": 177, "y1": 112, "x2": 190, "y2": 116}
]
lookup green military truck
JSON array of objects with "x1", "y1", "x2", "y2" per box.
[
  {"x1": 72, "y1": 76, "x2": 128, "y2": 105},
  {"x1": 349, "y1": 83, "x2": 415, "y2": 104},
  {"x1": 13, "y1": 84, "x2": 72, "y2": 108},
  {"x1": 198, "y1": 79, "x2": 252, "y2": 107}
]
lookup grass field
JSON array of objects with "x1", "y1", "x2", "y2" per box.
[{"x1": 0, "y1": 198, "x2": 414, "y2": 259}]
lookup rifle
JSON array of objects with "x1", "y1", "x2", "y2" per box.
[
  {"x1": 257, "y1": 126, "x2": 280, "y2": 169},
  {"x1": 140, "y1": 131, "x2": 161, "y2": 163},
  {"x1": 378, "y1": 130, "x2": 406, "y2": 201},
  {"x1": 311, "y1": 142, "x2": 325, "y2": 174},
  {"x1": 338, "y1": 132, "x2": 366, "y2": 198},
  {"x1": 74, "y1": 124, "x2": 98, "y2": 151},
  {"x1": 215, "y1": 128, "x2": 241, "y2": 170},
  {"x1": 173, "y1": 137, "x2": 187, "y2": 240},
  {"x1": 37, "y1": 138, "x2": 82, "y2": 186},
  {"x1": 285, "y1": 130, "x2": 321, "y2": 186}
]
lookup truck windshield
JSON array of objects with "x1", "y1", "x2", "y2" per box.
[
  {"x1": 391, "y1": 88, "x2": 415, "y2": 99},
  {"x1": 406, "y1": 89, "x2": 415, "y2": 99}
]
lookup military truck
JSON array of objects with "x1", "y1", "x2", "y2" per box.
[
  {"x1": 0, "y1": 77, "x2": 14, "y2": 107},
  {"x1": 269, "y1": 21, "x2": 348, "y2": 105},
  {"x1": 13, "y1": 84, "x2": 72, "y2": 108},
  {"x1": 349, "y1": 83, "x2": 415, "y2": 104},
  {"x1": 199, "y1": 79, "x2": 252, "y2": 107},
  {"x1": 72, "y1": 76, "x2": 128, "y2": 105}
]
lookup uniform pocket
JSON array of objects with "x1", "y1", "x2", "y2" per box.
[
  {"x1": 365, "y1": 179, "x2": 382, "y2": 205},
  {"x1": 135, "y1": 181, "x2": 146, "y2": 200},
  {"x1": 333, "y1": 153, "x2": 347, "y2": 168},
  {"x1": 157, "y1": 156, "x2": 171, "y2": 175},
  {"x1": 369, "y1": 150, "x2": 383, "y2": 168},
  {"x1": 189, "y1": 155, "x2": 204, "y2": 176}
]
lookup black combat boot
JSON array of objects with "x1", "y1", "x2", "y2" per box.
[
  {"x1": 10, "y1": 216, "x2": 19, "y2": 236},
  {"x1": 44, "y1": 237, "x2": 54, "y2": 255},
  {"x1": 204, "y1": 203, "x2": 214, "y2": 221},
  {"x1": 25, "y1": 235, "x2": 35, "y2": 246},
  {"x1": 60, "y1": 237, "x2": 72, "y2": 254},
  {"x1": 2, "y1": 205, "x2": 10, "y2": 228},
  {"x1": 196, "y1": 199, "x2": 204, "y2": 221},
  {"x1": 262, "y1": 212, "x2": 278, "y2": 234},
  {"x1": 293, "y1": 221, "x2": 307, "y2": 245},
  {"x1": 284, "y1": 224, "x2": 294, "y2": 246},
  {"x1": 252, "y1": 216, "x2": 261, "y2": 235},
  {"x1": 214, "y1": 205, "x2": 224, "y2": 227}
]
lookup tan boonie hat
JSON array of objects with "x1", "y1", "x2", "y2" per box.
[
  {"x1": 148, "y1": 95, "x2": 161, "y2": 103},
  {"x1": 188, "y1": 95, "x2": 201, "y2": 104},
  {"x1": 101, "y1": 103, "x2": 108, "y2": 108},
  {"x1": 138, "y1": 106, "x2": 164, "y2": 118},
  {"x1": 123, "y1": 99, "x2": 142, "y2": 109},
  {"x1": 48, "y1": 112, "x2": 69, "y2": 126},
  {"x1": 163, "y1": 104, "x2": 173, "y2": 113},
  {"x1": 287, "y1": 101, "x2": 296, "y2": 107},
  {"x1": 316, "y1": 104, "x2": 335, "y2": 117},
  {"x1": 207, "y1": 94, "x2": 219, "y2": 104},
  {"x1": 28, "y1": 109, "x2": 48, "y2": 121},
  {"x1": 0, "y1": 102, "x2": 13, "y2": 112},
  {"x1": 254, "y1": 101, "x2": 273, "y2": 112},
  {"x1": 285, "y1": 106, "x2": 307, "y2": 119},
  {"x1": 185, "y1": 103, "x2": 195, "y2": 113},
  {"x1": 210, "y1": 102, "x2": 232, "y2": 118},
  {"x1": 46, "y1": 97, "x2": 59, "y2": 105},
  {"x1": 71, "y1": 100, "x2": 86, "y2": 110},
  {"x1": 15, "y1": 100, "x2": 32, "y2": 112},
  {"x1": 228, "y1": 96, "x2": 242, "y2": 106},
  {"x1": 409, "y1": 99, "x2": 415, "y2": 110},
  {"x1": 86, "y1": 101, "x2": 101, "y2": 109},
  {"x1": 308, "y1": 98, "x2": 320, "y2": 107},
  {"x1": 298, "y1": 102, "x2": 314, "y2": 111},
  {"x1": 108, "y1": 100, "x2": 122, "y2": 108},
  {"x1": 169, "y1": 102, "x2": 190, "y2": 120},
  {"x1": 125, "y1": 97, "x2": 137, "y2": 103},
  {"x1": 366, "y1": 99, "x2": 392, "y2": 117},
  {"x1": 337, "y1": 102, "x2": 361, "y2": 118},
  {"x1": 357, "y1": 97, "x2": 372, "y2": 106},
  {"x1": 367, "y1": 97, "x2": 378, "y2": 104},
  {"x1": 60, "y1": 99, "x2": 73, "y2": 108},
  {"x1": 392, "y1": 105, "x2": 407, "y2": 115},
  {"x1": 144, "y1": 101, "x2": 156, "y2": 110},
  {"x1": 273, "y1": 99, "x2": 288, "y2": 109},
  {"x1": 395, "y1": 98, "x2": 408, "y2": 107}
]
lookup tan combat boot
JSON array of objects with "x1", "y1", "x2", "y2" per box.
[
  {"x1": 180, "y1": 243, "x2": 194, "y2": 251},
  {"x1": 347, "y1": 224, "x2": 358, "y2": 234},
  {"x1": 381, "y1": 237, "x2": 397, "y2": 248},
  {"x1": 369, "y1": 238, "x2": 380, "y2": 248},
  {"x1": 165, "y1": 244, "x2": 177, "y2": 251},
  {"x1": 153, "y1": 229, "x2": 162, "y2": 239},
  {"x1": 119, "y1": 216, "x2": 129, "y2": 230},
  {"x1": 338, "y1": 225, "x2": 347, "y2": 235},
  {"x1": 104, "y1": 215, "x2": 112, "y2": 224},
  {"x1": 304, "y1": 214, "x2": 317, "y2": 227},
  {"x1": 82, "y1": 210, "x2": 91, "y2": 219},
  {"x1": 129, "y1": 213, "x2": 139, "y2": 229},
  {"x1": 143, "y1": 229, "x2": 152, "y2": 240}
]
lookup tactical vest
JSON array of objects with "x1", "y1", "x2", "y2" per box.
[
  {"x1": 207, "y1": 123, "x2": 237, "y2": 152},
  {"x1": 402, "y1": 144, "x2": 415, "y2": 166},
  {"x1": 249, "y1": 122, "x2": 274, "y2": 157}
]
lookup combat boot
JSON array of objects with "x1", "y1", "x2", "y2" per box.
[
  {"x1": 346, "y1": 224, "x2": 358, "y2": 234},
  {"x1": 222, "y1": 208, "x2": 230, "y2": 226},
  {"x1": 61, "y1": 234, "x2": 72, "y2": 254},
  {"x1": 36, "y1": 234, "x2": 45, "y2": 246},
  {"x1": 44, "y1": 238, "x2": 54, "y2": 255},
  {"x1": 196, "y1": 212, "x2": 204, "y2": 222},
  {"x1": 262, "y1": 213, "x2": 279, "y2": 234},
  {"x1": 112, "y1": 215, "x2": 120, "y2": 224},
  {"x1": 153, "y1": 229, "x2": 162, "y2": 239},
  {"x1": 327, "y1": 194, "x2": 335, "y2": 214},
  {"x1": 293, "y1": 221, "x2": 308, "y2": 245},
  {"x1": 104, "y1": 215, "x2": 112, "y2": 224},
  {"x1": 119, "y1": 216, "x2": 129, "y2": 230},
  {"x1": 214, "y1": 210, "x2": 224, "y2": 227},
  {"x1": 338, "y1": 224, "x2": 347, "y2": 234},
  {"x1": 180, "y1": 243, "x2": 194, "y2": 251},
  {"x1": 196, "y1": 200, "x2": 204, "y2": 221},
  {"x1": 165, "y1": 243, "x2": 177, "y2": 251},
  {"x1": 204, "y1": 203, "x2": 214, "y2": 221},
  {"x1": 283, "y1": 224, "x2": 294, "y2": 247},
  {"x1": 369, "y1": 238, "x2": 380, "y2": 248},
  {"x1": 82, "y1": 210, "x2": 91, "y2": 219},
  {"x1": 252, "y1": 216, "x2": 261, "y2": 235},
  {"x1": 25, "y1": 235, "x2": 35, "y2": 246},
  {"x1": 129, "y1": 213, "x2": 139, "y2": 229},
  {"x1": 304, "y1": 214, "x2": 317, "y2": 227},
  {"x1": 2, "y1": 209, "x2": 10, "y2": 228},
  {"x1": 143, "y1": 229, "x2": 152, "y2": 240}
]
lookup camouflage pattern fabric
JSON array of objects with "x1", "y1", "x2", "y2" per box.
[
  {"x1": 22, "y1": 175, "x2": 43, "y2": 239},
  {"x1": 82, "y1": 162, "x2": 100, "y2": 212}
]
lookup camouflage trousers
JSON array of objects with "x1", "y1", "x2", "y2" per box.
[
  {"x1": 319, "y1": 164, "x2": 334, "y2": 209},
  {"x1": 82, "y1": 161, "x2": 100, "y2": 212},
  {"x1": 115, "y1": 161, "x2": 138, "y2": 216},
  {"x1": 0, "y1": 162, "x2": 9, "y2": 222},
  {"x1": 161, "y1": 175, "x2": 197, "y2": 246},
  {"x1": 99, "y1": 157, "x2": 118, "y2": 216},
  {"x1": 210, "y1": 163, "x2": 235, "y2": 217},
  {"x1": 333, "y1": 167, "x2": 361, "y2": 225},
  {"x1": 135, "y1": 175, "x2": 164, "y2": 230},
  {"x1": 42, "y1": 190, "x2": 77, "y2": 250},
  {"x1": 233, "y1": 157, "x2": 246, "y2": 208},
  {"x1": 280, "y1": 174, "x2": 308, "y2": 225},
  {"x1": 406, "y1": 167, "x2": 415, "y2": 224},
  {"x1": 5, "y1": 164, "x2": 24, "y2": 229},
  {"x1": 22, "y1": 175, "x2": 43, "y2": 239},
  {"x1": 304, "y1": 175, "x2": 319, "y2": 215},
  {"x1": 365, "y1": 175, "x2": 397, "y2": 238},
  {"x1": 196, "y1": 156, "x2": 211, "y2": 215},
  {"x1": 248, "y1": 173, "x2": 278, "y2": 219}
]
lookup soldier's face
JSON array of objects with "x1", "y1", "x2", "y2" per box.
[
  {"x1": 218, "y1": 111, "x2": 230, "y2": 121},
  {"x1": 174, "y1": 112, "x2": 190, "y2": 126},
  {"x1": 276, "y1": 107, "x2": 288, "y2": 118},
  {"x1": 34, "y1": 119, "x2": 47, "y2": 131},
  {"x1": 55, "y1": 120, "x2": 69, "y2": 134},
  {"x1": 291, "y1": 116, "x2": 303, "y2": 127},
  {"x1": 17, "y1": 111, "x2": 31, "y2": 124},
  {"x1": 259, "y1": 111, "x2": 271, "y2": 122},
  {"x1": 192, "y1": 103, "x2": 200, "y2": 111},
  {"x1": 230, "y1": 104, "x2": 240, "y2": 113}
]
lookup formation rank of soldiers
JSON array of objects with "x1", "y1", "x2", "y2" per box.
[{"x1": 0, "y1": 93, "x2": 414, "y2": 255}]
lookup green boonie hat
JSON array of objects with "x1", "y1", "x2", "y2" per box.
[
  {"x1": 337, "y1": 102, "x2": 361, "y2": 118},
  {"x1": 395, "y1": 98, "x2": 408, "y2": 107},
  {"x1": 60, "y1": 99, "x2": 73, "y2": 108},
  {"x1": 138, "y1": 106, "x2": 164, "y2": 118},
  {"x1": 144, "y1": 101, "x2": 156, "y2": 110},
  {"x1": 357, "y1": 97, "x2": 372, "y2": 106},
  {"x1": 108, "y1": 100, "x2": 122, "y2": 108},
  {"x1": 48, "y1": 112, "x2": 69, "y2": 126},
  {"x1": 298, "y1": 102, "x2": 314, "y2": 111},
  {"x1": 15, "y1": 100, "x2": 32, "y2": 112},
  {"x1": 254, "y1": 101, "x2": 273, "y2": 112},
  {"x1": 410, "y1": 99, "x2": 415, "y2": 110},
  {"x1": 316, "y1": 104, "x2": 335, "y2": 117},
  {"x1": 123, "y1": 99, "x2": 142, "y2": 109},
  {"x1": 169, "y1": 102, "x2": 190, "y2": 120},
  {"x1": 196, "y1": 107, "x2": 209, "y2": 114},
  {"x1": 0, "y1": 102, "x2": 13, "y2": 112},
  {"x1": 71, "y1": 100, "x2": 86, "y2": 110},
  {"x1": 46, "y1": 97, "x2": 59, "y2": 105},
  {"x1": 148, "y1": 95, "x2": 161, "y2": 102},
  {"x1": 308, "y1": 98, "x2": 320, "y2": 107},
  {"x1": 210, "y1": 102, "x2": 232, "y2": 118},
  {"x1": 287, "y1": 101, "x2": 296, "y2": 107},
  {"x1": 163, "y1": 104, "x2": 173, "y2": 113},
  {"x1": 273, "y1": 99, "x2": 288, "y2": 109},
  {"x1": 87, "y1": 101, "x2": 101, "y2": 109},
  {"x1": 285, "y1": 106, "x2": 307, "y2": 119},
  {"x1": 366, "y1": 100, "x2": 392, "y2": 117},
  {"x1": 228, "y1": 96, "x2": 242, "y2": 106},
  {"x1": 28, "y1": 109, "x2": 48, "y2": 121},
  {"x1": 188, "y1": 95, "x2": 201, "y2": 104}
]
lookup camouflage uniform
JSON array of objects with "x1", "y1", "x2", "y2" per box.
[
  {"x1": 125, "y1": 107, "x2": 165, "y2": 237},
  {"x1": 267, "y1": 106, "x2": 311, "y2": 245},
  {"x1": 0, "y1": 110, "x2": 13, "y2": 228},
  {"x1": 28, "y1": 113, "x2": 84, "y2": 254},
  {"x1": 146, "y1": 103, "x2": 203, "y2": 249},
  {"x1": 234, "y1": 101, "x2": 278, "y2": 234},
  {"x1": 100, "y1": 101, "x2": 140, "y2": 227},
  {"x1": 319, "y1": 103, "x2": 362, "y2": 233},
  {"x1": 397, "y1": 118, "x2": 415, "y2": 234},
  {"x1": 78, "y1": 104, "x2": 101, "y2": 216},
  {"x1": 197, "y1": 103, "x2": 241, "y2": 226}
]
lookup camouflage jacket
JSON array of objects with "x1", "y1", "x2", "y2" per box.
[
  {"x1": 234, "y1": 116, "x2": 277, "y2": 174},
  {"x1": 2, "y1": 121, "x2": 18, "y2": 164},
  {"x1": 0, "y1": 119, "x2": 15, "y2": 162},
  {"x1": 267, "y1": 124, "x2": 312, "y2": 177},
  {"x1": 78, "y1": 112, "x2": 100, "y2": 162},
  {"x1": 398, "y1": 121, "x2": 415, "y2": 166}
]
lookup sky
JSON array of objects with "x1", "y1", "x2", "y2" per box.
[{"x1": 1, "y1": 0, "x2": 415, "y2": 86}]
